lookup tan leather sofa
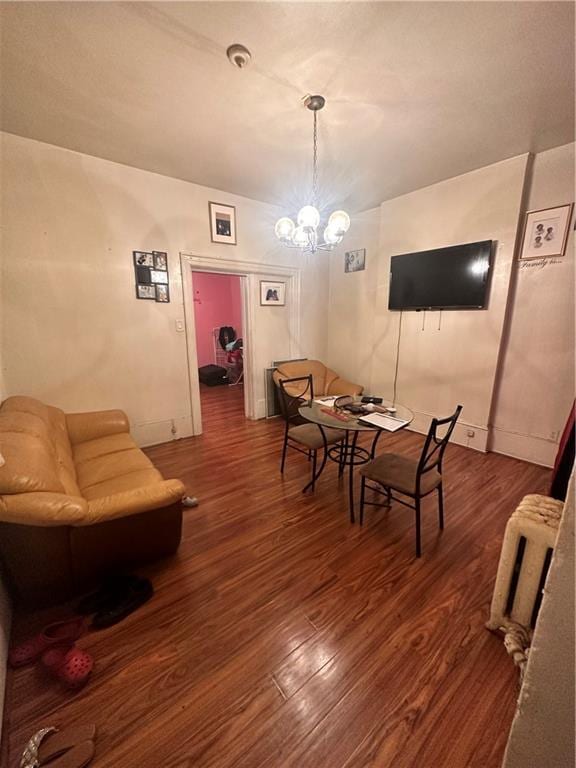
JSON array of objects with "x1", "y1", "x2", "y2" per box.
[
  {"x1": 0, "y1": 396, "x2": 185, "y2": 607},
  {"x1": 273, "y1": 359, "x2": 364, "y2": 398}
]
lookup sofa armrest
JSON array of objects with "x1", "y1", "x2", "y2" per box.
[
  {"x1": 327, "y1": 377, "x2": 364, "y2": 397},
  {"x1": 66, "y1": 410, "x2": 130, "y2": 445},
  {"x1": 0, "y1": 492, "x2": 88, "y2": 526},
  {"x1": 82, "y1": 479, "x2": 185, "y2": 525}
]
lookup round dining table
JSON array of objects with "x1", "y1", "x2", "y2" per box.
[{"x1": 298, "y1": 397, "x2": 414, "y2": 523}]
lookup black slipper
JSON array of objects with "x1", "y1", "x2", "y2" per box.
[
  {"x1": 76, "y1": 571, "x2": 134, "y2": 616},
  {"x1": 91, "y1": 576, "x2": 154, "y2": 629}
]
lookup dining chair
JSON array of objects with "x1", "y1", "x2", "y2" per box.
[
  {"x1": 277, "y1": 375, "x2": 345, "y2": 491},
  {"x1": 359, "y1": 405, "x2": 462, "y2": 556}
]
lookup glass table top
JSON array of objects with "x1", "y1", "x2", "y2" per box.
[{"x1": 298, "y1": 397, "x2": 414, "y2": 432}]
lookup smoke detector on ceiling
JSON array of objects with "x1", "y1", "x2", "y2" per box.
[{"x1": 227, "y1": 44, "x2": 252, "y2": 69}]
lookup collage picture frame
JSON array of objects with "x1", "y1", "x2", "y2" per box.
[{"x1": 133, "y1": 250, "x2": 170, "y2": 302}]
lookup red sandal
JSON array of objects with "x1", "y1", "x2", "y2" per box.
[
  {"x1": 9, "y1": 618, "x2": 86, "y2": 669},
  {"x1": 41, "y1": 645, "x2": 94, "y2": 689}
]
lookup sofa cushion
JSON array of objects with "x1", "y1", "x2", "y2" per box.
[
  {"x1": 82, "y1": 469, "x2": 164, "y2": 501},
  {"x1": 76, "y1": 448, "x2": 156, "y2": 492},
  {"x1": 0, "y1": 397, "x2": 81, "y2": 497},
  {"x1": 0, "y1": 431, "x2": 65, "y2": 494},
  {"x1": 1, "y1": 395, "x2": 54, "y2": 423},
  {"x1": 73, "y1": 433, "x2": 137, "y2": 464},
  {"x1": 0, "y1": 411, "x2": 52, "y2": 442}
]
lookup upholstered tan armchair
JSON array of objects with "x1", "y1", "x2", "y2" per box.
[
  {"x1": 273, "y1": 359, "x2": 363, "y2": 399},
  {"x1": 0, "y1": 396, "x2": 185, "y2": 607}
]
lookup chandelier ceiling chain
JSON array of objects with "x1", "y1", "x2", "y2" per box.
[
  {"x1": 274, "y1": 95, "x2": 350, "y2": 254},
  {"x1": 312, "y1": 107, "x2": 318, "y2": 207}
]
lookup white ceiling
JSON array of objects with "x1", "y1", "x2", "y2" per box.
[{"x1": 1, "y1": 2, "x2": 574, "y2": 212}]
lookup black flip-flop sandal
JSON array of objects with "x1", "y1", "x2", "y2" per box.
[{"x1": 91, "y1": 576, "x2": 154, "y2": 630}]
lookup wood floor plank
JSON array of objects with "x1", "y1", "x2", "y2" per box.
[{"x1": 4, "y1": 384, "x2": 551, "y2": 767}]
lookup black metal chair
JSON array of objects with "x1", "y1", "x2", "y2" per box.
[
  {"x1": 277, "y1": 375, "x2": 345, "y2": 492},
  {"x1": 359, "y1": 405, "x2": 462, "y2": 556}
]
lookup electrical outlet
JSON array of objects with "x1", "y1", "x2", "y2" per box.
[
  {"x1": 175, "y1": 319, "x2": 185, "y2": 333},
  {"x1": 466, "y1": 429, "x2": 475, "y2": 438}
]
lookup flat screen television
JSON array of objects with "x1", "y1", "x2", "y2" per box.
[{"x1": 388, "y1": 240, "x2": 493, "y2": 311}]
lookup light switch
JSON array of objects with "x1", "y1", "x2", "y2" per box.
[{"x1": 175, "y1": 319, "x2": 185, "y2": 332}]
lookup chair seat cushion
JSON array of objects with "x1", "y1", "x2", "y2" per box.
[
  {"x1": 288, "y1": 424, "x2": 344, "y2": 450},
  {"x1": 360, "y1": 453, "x2": 441, "y2": 496}
]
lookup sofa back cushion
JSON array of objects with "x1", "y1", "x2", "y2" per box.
[
  {"x1": 273, "y1": 360, "x2": 327, "y2": 397},
  {"x1": 0, "y1": 396, "x2": 80, "y2": 496}
]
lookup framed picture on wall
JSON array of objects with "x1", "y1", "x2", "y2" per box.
[
  {"x1": 136, "y1": 284, "x2": 156, "y2": 300},
  {"x1": 153, "y1": 251, "x2": 168, "y2": 270},
  {"x1": 260, "y1": 281, "x2": 286, "y2": 306},
  {"x1": 150, "y1": 270, "x2": 169, "y2": 284},
  {"x1": 519, "y1": 203, "x2": 574, "y2": 260},
  {"x1": 134, "y1": 251, "x2": 154, "y2": 267},
  {"x1": 209, "y1": 202, "x2": 237, "y2": 245},
  {"x1": 344, "y1": 248, "x2": 366, "y2": 273},
  {"x1": 155, "y1": 284, "x2": 170, "y2": 303}
]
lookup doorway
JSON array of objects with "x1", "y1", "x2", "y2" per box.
[
  {"x1": 181, "y1": 252, "x2": 302, "y2": 437},
  {"x1": 192, "y1": 271, "x2": 246, "y2": 432}
]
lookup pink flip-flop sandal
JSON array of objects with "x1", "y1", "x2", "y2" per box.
[
  {"x1": 41, "y1": 645, "x2": 94, "y2": 689},
  {"x1": 9, "y1": 618, "x2": 86, "y2": 669}
]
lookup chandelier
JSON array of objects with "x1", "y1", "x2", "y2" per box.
[{"x1": 275, "y1": 95, "x2": 350, "y2": 253}]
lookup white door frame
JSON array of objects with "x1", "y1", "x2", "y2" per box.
[{"x1": 180, "y1": 252, "x2": 301, "y2": 435}]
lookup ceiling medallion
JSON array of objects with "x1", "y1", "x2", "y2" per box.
[{"x1": 275, "y1": 95, "x2": 350, "y2": 254}]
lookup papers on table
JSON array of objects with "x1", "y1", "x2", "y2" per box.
[
  {"x1": 313, "y1": 397, "x2": 339, "y2": 407},
  {"x1": 357, "y1": 412, "x2": 409, "y2": 432}
]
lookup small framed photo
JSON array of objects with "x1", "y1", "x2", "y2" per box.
[
  {"x1": 136, "y1": 265, "x2": 152, "y2": 284},
  {"x1": 153, "y1": 251, "x2": 168, "y2": 271},
  {"x1": 519, "y1": 204, "x2": 574, "y2": 260},
  {"x1": 344, "y1": 248, "x2": 366, "y2": 273},
  {"x1": 134, "y1": 251, "x2": 154, "y2": 267},
  {"x1": 150, "y1": 269, "x2": 169, "y2": 284},
  {"x1": 260, "y1": 281, "x2": 285, "y2": 306},
  {"x1": 155, "y1": 283, "x2": 170, "y2": 303},
  {"x1": 136, "y1": 284, "x2": 156, "y2": 300},
  {"x1": 209, "y1": 202, "x2": 237, "y2": 245}
]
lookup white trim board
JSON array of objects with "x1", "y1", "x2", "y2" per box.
[
  {"x1": 180, "y1": 253, "x2": 302, "y2": 435},
  {"x1": 406, "y1": 409, "x2": 489, "y2": 452},
  {"x1": 489, "y1": 427, "x2": 557, "y2": 468},
  {"x1": 407, "y1": 409, "x2": 557, "y2": 466}
]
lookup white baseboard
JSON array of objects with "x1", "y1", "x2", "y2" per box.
[
  {"x1": 407, "y1": 410, "x2": 489, "y2": 452},
  {"x1": 132, "y1": 415, "x2": 194, "y2": 448},
  {"x1": 405, "y1": 411, "x2": 558, "y2": 467},
  {"x1": 489, "y1": 427, "x2": 557, "y2": 468}
]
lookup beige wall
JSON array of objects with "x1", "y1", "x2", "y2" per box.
[
  {"x1": 327, "y1": 147, "x2": 575, "y2": 464},
  {"x1": 502, "y1": 473, "x2": 575, "y2": 768},
  {"x1": 491, "y1": 143, "x2": 575, "y2": 465},
  {"x1": 328, "y1": 155, "x2": 530, "y2": 451},
  {"x1": 0, "y1": 132, "x2": 329, "y2": 444}
]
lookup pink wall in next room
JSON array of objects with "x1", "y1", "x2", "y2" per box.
[{"x1": 192, "y1": 272, "x2": 243, "y2": 368}]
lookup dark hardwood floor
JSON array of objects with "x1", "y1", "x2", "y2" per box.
[{"x1": 4, "y1": 386, "x2": 550, "y2": 767}]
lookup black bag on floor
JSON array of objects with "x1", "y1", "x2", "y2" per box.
[{"x1": 198, "y1": 364, "x2": 228, "y2": 387}]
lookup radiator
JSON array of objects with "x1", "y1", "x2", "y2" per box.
[{"x1": 487, "y1": 494, "x2": 563, "y2": 634}]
